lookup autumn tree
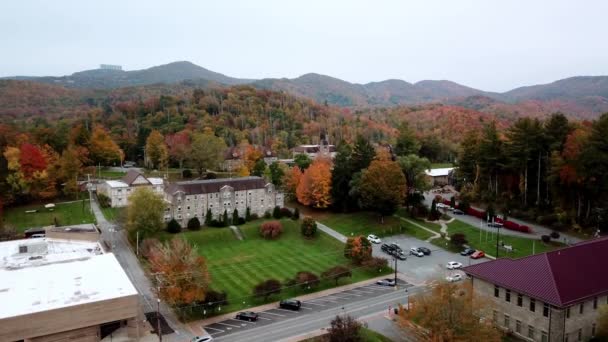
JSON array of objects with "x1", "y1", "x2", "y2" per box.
[
  {"x1": 327, "y1": 315, "x2": 362, "y2": 342},
  {"x1": 597, "y1": 305, "x2": 608, "y2": 339},
  {"x1": 260, "y1": 221, "x2": 283, "y2": 239},
  {"x1": 344, "y1": 236, "x2": 372, "y2": 265},
  {"x1": 359, "y1": 156, "x2": 407, "y2": 222},
  {"x1": 321, "y1": 266, "x2": 352, "y2": 285},
  {"x1": 397, "y1": 282, "x2": 500, "y2": 342},
  {"x1": 394, "y1": 122, "x2": 421, "y2": 156},
  {"x1": 253, "y1": 279, "x2": 282, "y2": 301},
  {"x1": 284, "y1": 166, "x2": 302, "y2": 199},
  {"x1": 294, "y1": 271, "x2": 320, "y2": 289},
  {"x1": 58, "y1": 146, "x2": 85, "y2": 198},
  {"x1": 145, "y1": 130, "x2": 168, "y2": 170},
  {"x1": 165, "y1": 130, "x2": 191, "y2": 169},
  {"x1": 300, "y1": 216, "x2": 318, "y2": 238},
  {"x1": 89, "y1": 126, "x2": 123, "y2": 166},
  {"x1": 398, "y1": 154, "x2": 431, "y2": 208},
  {"x1": 148, "y1": 238, "x2": 210, "y2": 306},
  {"x1": 188, "y1": 130, "x2": 227, "y2": 175},
  {"x1": 126, "y1": 187, "x2": 165, "y2": 240},
  {"x1": 296, "y1": 158, "x2": 332, "y2": 208}
]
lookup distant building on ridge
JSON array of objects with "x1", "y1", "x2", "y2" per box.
[{"x1": 99, "y1": 64, "x2": 122, "y2": 71}]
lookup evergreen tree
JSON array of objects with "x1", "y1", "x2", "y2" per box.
[
  {"x1": 273, "y1": 206, "x2": 281, "y2": 219},
  {"x1": 232, "y1": 208, "x2": 239, "y2": 225},
  {"x1": 252, "y1": 158, "x2": 266, "y2": 176},
  {"x1": 331, "y1": 144, "x2": 356, "y2": 212},
  {"x1": 245, "y1": 207, "x2": 251, "y2": 221},
  {"x1": 351, "y1": 136, "x2": 375, "y2": 172},
  {"x1": 394, "y1": 122, "x2": 421, "y2": 156},
  {"x1": 292, "y1": 207, "x2": 300, "y2": 220},
  {"x1": 222, "y1": 209, "x2": 229, "y2": 227},
  {"x1": 205, "y1": 208, "x2": 212, "y2": 226},
  {"x1": 187, "y1": 217, "x2": 201, "y2": 231},
  {"x1": 166, "y1": 219, "x2": 181, "y2": 234}
]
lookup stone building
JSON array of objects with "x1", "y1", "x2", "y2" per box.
[
  {"x1": 164, "y1": 176, "x2": 284, "y2": 226},
  {"x1": 222, "y1": 146, "x2": 278, "y2": 172},
  {"x1": 463, "y1": 237, "x2": 608, "y2": 342},
  {"x1": 97, "y1": 169, "x2": 164, "y2": 207}
]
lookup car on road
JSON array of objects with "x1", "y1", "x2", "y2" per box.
[
  {"x1": 446, "y1": 274, "x2": 463, "y2": 282},
  {"x1": 381, "y1": 243, "x2": 394, "y2": 254},
  {"x1": 471, "y1": 250, "x2": 485, "y2": 259},
  {"x1": 446, "y1": 261, "x2": 463, "y2": 269},
  {"x1": 376, "y1": 278, "x2": 396, "y2": 286},
  {"x1": 418, "y1": 246, "x2": 431, "y2": 255},
  {"x1": 391, "y1": 249, "x2": 407, "y2": 260},
  {"x1": 367, "y1": 234, "x2": 381, "y2": 244},
  {"x1": 409, "y1": 247, "x2": 424, "y2": 257},
  {"x1": 236, "y1": 311, "x2": 259, "y2": 321},
  {"x1": 279, "y1": 299, "x2": 302, "y2": 310},
  {"x1": 452, "y1": 209, "x2": 464, "y2": 215},
  {"x1": 191, "y1": 336, "x2": 213, "y2": 342},
  {"x1": 460, "y1": 247, "x2": 475, "y2": 256}
]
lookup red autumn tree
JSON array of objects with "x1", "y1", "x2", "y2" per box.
[
  {"x1": 296, "y1": 158, "x2": 332, "y2": 208},
  {"x1": 165, "y1": 130, "x2": 191, "y2": 169},
  {"x1": 260, "y1": 221, "x2": 283, "y2": 239},
  {"x1": 19, "y1": 143, "x2": 47, "y2": 179}
]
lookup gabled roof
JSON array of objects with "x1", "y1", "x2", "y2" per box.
[
  {"x1": 463, "y1": 237, "x2": 608, "y2": 307},
  {"x1": 121, "y1": 169, "x2": 149, "y2": 186},
  {"x1": 166, "y1": 176, "x2": 268, "y2": 195}
]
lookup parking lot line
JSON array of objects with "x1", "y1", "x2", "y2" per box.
[
  {"x1": 324, "y1": 294, "x2": 357, "y2": 300},
  {"x1": 274, "y1": 308, "x2": 300, "y2": 313},
  {"x1": 257, "y1": 316, "x2": 272, "y2": 320},
  {"x1": 361, "y1": 285, "x2": 394, "y2": 291},
  {"x1": 204, "y1": 326, "x2": 225, "y2": 333},
  {"x1": 261, "y1": 311, "x2": 286, "y2": 317},
  {"x1": 302, "y1": 301, "x2": 325, "y2": 307},
  {"x1": 348, "y1": 289, "x2": 375, "y2": 294},
  {"x1": 308, "y1": 298, "x2": 339, "y2": 303},
  {"x1": 299, "y1": 305, "x2": 313, "y2": 310},
  {"x1": 227, "y1": 318, "x2": 256, "y2": 325},
  {"x1": 216, "y1": 322, "x2": 241, "y2": 328}
]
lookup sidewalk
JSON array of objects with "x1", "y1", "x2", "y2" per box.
[{"x1": 316, "y1": 221, "x2": 347, "y2": 243}]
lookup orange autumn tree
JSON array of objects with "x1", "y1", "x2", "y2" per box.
[
  {"x1": 296, "y1": 158, "x2": 332, "y2": 208},
  {"x1": 285, "y1": 166, "x2": 303, "y2": 199},
  {"x1": 148, "y1": 238, "x2": 210, "y2": 306}
]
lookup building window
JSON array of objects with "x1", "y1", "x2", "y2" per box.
[
  {"x1": 528, "y1": 325, "x2": 535, "y2": 339},
  {"x1": 515, "y1": 320, "x2": 521, "y2": 334},
  {"x1": 492, "y1": 310, "x2": 498, "y2": 323},
  {"x1": 579, "y1": 303, "x2": 584, "y2": 314},
  {"x1": 530, "y1": 298, "x2": 536, "y2": 312},
  {"x1": 505, "y1": 289, "x2": 511, "y2": 302},
  {"x1": 187, "y1": 206, "x2": 190, "y2": 210},
  {"x1": 503, "y1": 314, "x2": 510, "y2": 328},
  {"x1": 517, "y1": 293, "x2": 523, "y2": 306},
  {"x1": 543, "y1": 303, "x2": 549, "y2": 317},
  {"x1": 494, "y1": 285, "x2": 500, "y2": 297},
  {"x1": 578, "y1": 328, "x2": 582, "y2": 341},
  {"x1": 594, "y1": 297, "x2": 598, "y2": 309},
  {"x1": 541, "y1": 331, "x2": 548, "y2": 342},
  {"x1": 19, "y1": 245, "x2": 27, "y2": 253},
  {"x1": 566, "y1": 307, "x2": 570, "y2": 318}
]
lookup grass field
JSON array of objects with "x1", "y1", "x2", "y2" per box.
[
  {"x1": 4, "y1": 200, "x2": 96, "y2": 231},
  {"x1": 101, "y1": 207, "x2": 125, "y2": 223},
  {"x1": 445, "y1": 220, "x2": 563, "y2": 258},
  {"x1": 430, "y1": 163, "x2": 454, "y2": 169},
  {"x1": 174, "y1": 219, "x2": 391, "y2": 316}
]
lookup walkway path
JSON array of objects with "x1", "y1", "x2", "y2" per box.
[
  {"x1": 316, "y1": 221, "x2": 348, "y2": 243},
  {"x1": 91, "y1": 197, "x2": 191, "y2": 341},
  {"x1": 229, "y1": 225, "x2": 244, "y2": 240},
  {"x1": 394, "y1": 216, "x2": 441, "y2": 242}
]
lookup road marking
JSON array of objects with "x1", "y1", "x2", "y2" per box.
[
  {"x1": 257, "y1": 316, "x2": 272, "y2": 320},
  {"x1": 348, "y1": 289, "x2": 375, "y2": 294},
  {"x1": 216, "y1": 322, "x2": 240, "y2": 328},
  {"x1": 307, "y1": 298, "x2": 339, "y2": 303},
  {"x1": 302, "y1": 301, "x2": 325, "y2": 307},
  {"x1": 274, "y1": 308, "x2": 300, "y2": 313},
  {"x1": 261, "y1": 311, "x2": 285, "y2": 317},
  {"x1": 324, "y1": 294, "x2": 357, "y2": 299},
  {"x1": 227, "y1": 318, "x2": 256, "y2": 325},
  {"x1": 204, "y1": 326, "x2": 224, "y2": 333},
  {"x1": 299, "y1": 306, "x2": 313, "y2": 310},
  {"x1": 361, "y1": 285, "x2": 394, "y2": 291}
]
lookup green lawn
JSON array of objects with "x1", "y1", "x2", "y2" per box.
[
  {"x1": 430, "y1": 163, "x2": 454, "y2": 169},
  {"x1": 394, "y1": 208, "x2": 442, "y2": 233},
  {"x1": 101, "y1": 207, "x2": 125, "y2": 223},
  {"x1": 4, "y1": 201, "x2": 96, "y2": 232},
  {"x1": 174, "y1": 219, "x2": 391, "y2": 318},
  {"x1": 97, "y1": 169, "x2": 126, "y2": 179},
  {"x1": 445, "y1": 220, "x2": 563, "y2": 258}
]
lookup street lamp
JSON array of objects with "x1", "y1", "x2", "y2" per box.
[{"x1": 157, "y1": 298, "x2": 162, "y2": 342}]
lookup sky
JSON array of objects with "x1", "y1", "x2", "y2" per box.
[{"x1": 1, "y1": 0, "x2": 607, "y2": 92}]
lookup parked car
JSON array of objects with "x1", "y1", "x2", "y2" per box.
[
  {"x1": 410, "y1": 247, "x2": 424, "y2": 257},
  {"x1": 367, "y1": 234, "x2": 381, "y2": 244},
  {"x1": 381, "y1": 243, "x2": 394, "y2": 254},
  {"x1": 446, "y1": 274, "x2": 463, "y2": 282},
  {"x1": 488, "y1": 222, "x2": 503, "y2": 228},
  {"x1": 389, "y1": 243, "x2": 402, "y2": 252},
  {"x1": 452, "y1": 209, "x2": 464, "y2": 215},
  {"x1": 391, "y1": 249, "x2": 407, "y2": 260},
  {"x1": 236, "y1": 311, "x2": 259, "y2": 321},
  {"x1": 376, "y1": 278, "x2": 396, "y2": 286},
  {"x1": 279, "y1": 299, "x2": 301, "y2": 311},
  {"x1": 437, "y1": 203, "x2": 447, "y2": 209},
  {"x1": 471, "y1": 250, "x2": 485, "y2": 259},
  {"x1": 446, "y1": 261, "x2": 463, "y2": 269},
  {"x1": 460, "y1": 247, "x2": 475, "y2": 256},
  {"x1": 191, "y1": 336, "x2": 213, "y2": 342},
  {"x1": 418, "y1": 247, "x2": 431, "y2": 255}
]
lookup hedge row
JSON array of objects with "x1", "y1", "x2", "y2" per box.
[{"x1": 439, "y1": 197, "x2": 531, "y2": 233}]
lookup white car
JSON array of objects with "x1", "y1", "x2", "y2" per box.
[
  {"x1": 367, "y1": 234, "x2": 381, "y2": 244},
  {"x1": 446, "y1": 261, "x2": 463, "y2": 270},
  {"x1": 446, "y1": 274, "x2": 463, "y2": 282},
  {"x1": 436, "y1": 203, "x2": 447, "y2": 209},
  {"x1": 410, "y1": 247, "x2": 424, "y2": 257}
]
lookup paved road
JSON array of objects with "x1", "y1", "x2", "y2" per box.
[{"x1": 91, "y1": 197, "x2": 191, "y2": 341}]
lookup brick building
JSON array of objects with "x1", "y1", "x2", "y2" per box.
[
  {"x1": 164, "y1": 176, "x2": 284, "y2": 226},
  {"x1": 463, "y1": 237, "x2": 608, "y2": 342}
]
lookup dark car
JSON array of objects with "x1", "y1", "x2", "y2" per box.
[
  {"x1": 279, "y1": 299, "x2": 301, "y2": 311},
  {"x1": 376, "y1": 278, "x2": 396, "y2": 286},
  {"x1": 460, "y1": 247, "x2": 475, "y2": 256},
  {"x1": 391, "y1": 249, "x2": 407, "y2": 260},
  {"x1": 418, "y1": 247, "x2": 431, "y2": 255},
  {"x1": 389, "y1": 243, "x2": 402, "y2": 252},
  {"x1": 381, "y1": 243, "x2": 394, "y2": 254},
  {"x1": 452, "y1": 209, "x2": 464, "y2": 215},
  {"x1": 236, "y1": 311, "x2": 259, "y2": 321}
]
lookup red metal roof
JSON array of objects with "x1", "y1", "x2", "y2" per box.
[{"x1": 463, "y1": 237, "x2": 608, "y2": 307}]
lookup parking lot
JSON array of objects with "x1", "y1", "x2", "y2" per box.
[
  {"x1": 371, "y1": 234, "x2": 488, "y2": 284},
  {"x1": 203, "y1": 279, "x2": 413, "y2": 339}
]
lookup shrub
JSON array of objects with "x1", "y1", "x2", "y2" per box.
[
  {"x1": 362, "y1": 257, "x2": 388, "y2": 271},
  {"x1": 273, "y1": 206, "x2": 281, "y2": 219},
  {"x1": 166, "y1": 219, "x2": 181, "y2": 234},
  {"x1": 260, "y1": 221, "x2": 283, "y2": 239},
  {"x1": 328, "y1": 315, "x2": 362, "y2": 342},
  {"x1": 322, "y1": 265, "x2": 352, "y2": 285},
  {"x1": 541, "y1": 235, "x2": 551, "y2": 243},
  {"x1": 209, "y1": 219, "x2": 223, "y2": 228},
  {"x1": 200, "y1": 290, "x2": 228, "y2": 310},
  {"x1": 345, "y1": 236, "x2": 372, "y2": 265},
  {"x1": 292, "y1": 207, "x2": 300, "y2": 220},
  {"x1": 187, "y1": 217, "x2": 201, "y2": 231},
  {"x1": 294, "y1": 271, "x2": 320, "y2": 289},
  {"x1": 250, "y1": 213, "x2": 259, "y2": 221},
  {"x1": 280, "y1": 207, "x2": 292, "y2": 218},
  {"x1": 222, "y1": 210, "x2": 229, "y2": 226},
  {"x1": 245, "y1": 207, "x2": 251, "y2": 221},
  {"x1": 205, "y1": 172, "x2": 216, "y2": 179},
  {"x1": 450, "y1": 233, "x2": 468, "y2": 248},
  {"x1": 450, "y1": 196, "x2": 456, "y2": 208},
  {"x1": 204, "y1": 208, "x2": 212, "y2": 226},
  {"x1": 550, "y1": 231, "x2": 560, "y2": 239},
  {"x1": 238, "y1": 217, "x2": 246, "y2": 225},
  {"x1": 97, "y1": 193, "x2": 111, "y2": 208},
  {"x1": 181, "y1": 169, "x2": 193, "y2": 178},
  {"x1": 264, "y1": 210, "x2": 272, "y2": 219},
  {"x1": 300, "y1": 217, "x2": 317, "y2": 238},
  {"x1": 253, "y1": 279, "x2": 282, "y2": 301},
  {"x1": 140, "y1": 238, "x2": 160, "y2": 259},
  {"x1": 232, "y1": 209, "x2": 239, "y2": 225}
]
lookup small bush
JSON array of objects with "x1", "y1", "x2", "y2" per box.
[
  {"x1": 541, "y1": 235, "x2": 551, "y2": 243},
  {"x1": 264, "y1": 210, "x2": 272, "y2": 219},
  {"x1": 205, "y1": 172, "x2": 216, "y2": 179},
  {"x1": 182, "y1": 169, "x2": 193, "y2": 178},
  {"x1": 98, "y1": 193, "x2": 111, "y2": 208},
  {"x1": 322, "y1": 265, "x2": 352, "y2": 285},
  {"x1": 250, "y1": 213, "x2": 259, "y2": 221},
  {"x1": 450, "y1": 233, "x2": 468, "y2": 249},
  {"x1": 550, "y1": 231, "x2": 560, "y2": 239},
  {"x1": 300, "y1": 216, "x2": 317, "y2": 238},
  {"x1": 209, "y1": 219, "x2": 223, "y2": 228},
  {"x1": 292, "y1": 207, "x2": 300, "y2": 220},
  {"x1": 280, "y1": 207, "x2": 292, "y2": 218},
  {"x1": 166, "y1": 219, "x2": 181, "y2": 234},
  {"x1": 273, "y1": 206, "x2": 281, "y2": 219},
  {"x1": 294, "y1": 271, "x2": 320, "y2": 289},
  {"x1": 238, "y1": 217, "x2": 246, "y2": 225},
  {"x1": 140, "y1": 238, "x2": 160, "y2": 259},
  {"x1": 362, "y1": 257, "x2": 388, "y2": 271},
  {"x1": 187, "y1": 217, "x2": 201, "y2": 231},
  {"x1": 260, "y1": 221, "x2": 283, "y2": 239},
  {"x1": 253, "y1": 279, "x2": 282, "y2": 300}
]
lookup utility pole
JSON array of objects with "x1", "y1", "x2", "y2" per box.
[
  {"x1": 495, "y1": 222, "x2": 501, "y2": 258},
  {"x1": 393, "y1": 257, "x2": 398, "y2": 287},
  {"x1": 136, "y1": 231, "x2": 139, "y2": 256},
  {"x1": 86, "y1": 174, "x2": 93, "y2": 214},
  {"x1": 157, "y1": 298, "x2": 162, "y2": 342}
]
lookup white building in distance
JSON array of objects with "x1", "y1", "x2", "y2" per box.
[{"x1": 97, "y1": 170, "x2": 164, "y2": 207}]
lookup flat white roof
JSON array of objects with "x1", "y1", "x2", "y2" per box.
[
  {"x1": 148, "y1": 177, "x2": 164, "y2": 185},
  {"x1": 0, "y1": 238, "x2": 103, "y2": 270},
  {"x1": 105, "y1": 180, "x2": 128, "y2": 188},
  {"x1": 425, "y1": 167, "x2": 454, "y2": 177},
  {"x1": 0, "y1": 253, "x2": 138, "y2": 319}
]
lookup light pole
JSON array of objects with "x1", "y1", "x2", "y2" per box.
[
  {"x1": 495, "y1": 223, "x2": 501, "y2": 258},
  {"x1": 157, "y1": 298, "x2": 162, "y2": 342}
]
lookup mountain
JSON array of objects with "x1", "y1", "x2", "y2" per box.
[
  {"x1": 503, "y1": 76, "x2": 608, "y2": 102},
  {"x1": 6, "y1": 61, "x2": 251, "y2": 89}
]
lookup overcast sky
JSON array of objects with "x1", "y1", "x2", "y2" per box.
[{"x1": 1, "y1": 0, "x2": 606, "y2": 92}]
